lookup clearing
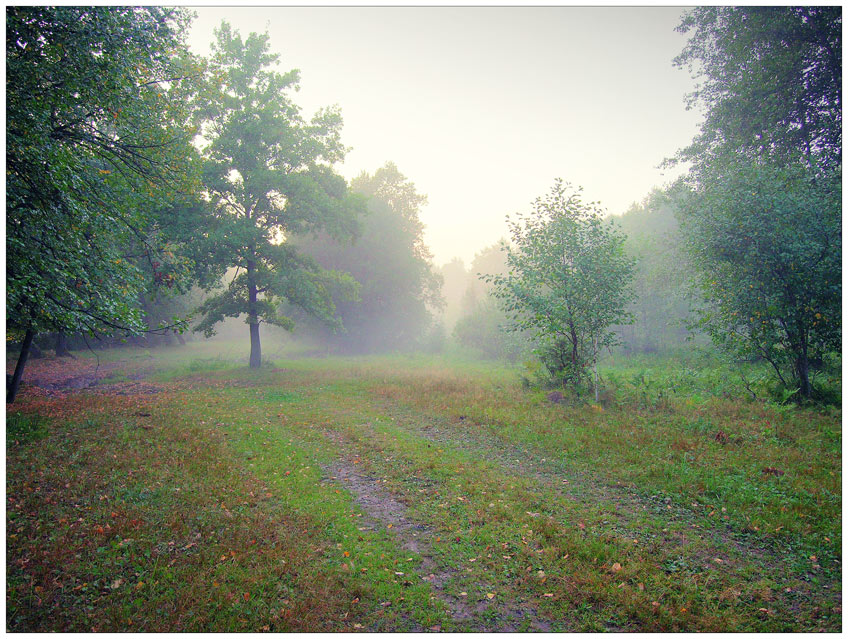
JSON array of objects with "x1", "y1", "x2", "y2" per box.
[{"x1": 6, "y1": 342, "x2": 841, "y2": 631}]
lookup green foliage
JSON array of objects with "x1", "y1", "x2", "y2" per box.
[
  {"x1": 673, "y1": 6, "x2": 841, "y2": 174},
  {"x1": 488, "y1": 180, "x2": 634, "y2": 393},
  {"x1": 6, "y1": 6, "x2": 199, "y2": 338},
  {"x1": 678, "y1": 163, "x2": 841, "y2": 400},
  {"x1": 673, "y1": 7, "x2": 842, "y2": 401},
  {"x1": 192, "y1": 22, "x2": 365, "y2": 366},
  {"x1": 292, "y1": 162, "x2": 443, "y2": 353}
]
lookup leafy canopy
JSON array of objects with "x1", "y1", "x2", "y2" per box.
[
  {"x1": 6, "y1": 6, "x2": 199, "y2": 338},
  {"x1": 673, "y1": 6, "x2": 841, "y2": 174}
]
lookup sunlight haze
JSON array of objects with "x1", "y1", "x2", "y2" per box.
[{"x1": 186, "y1": 6, "x2": 702, "y2": 266}]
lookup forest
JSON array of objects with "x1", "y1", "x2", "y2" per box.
[{"x1": 6, "y1": 6, "x2": 841, "y2": 632}]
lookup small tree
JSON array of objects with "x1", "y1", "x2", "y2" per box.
[{"x1": 489, "y1": 180, "x2": 634, "y2": 400}]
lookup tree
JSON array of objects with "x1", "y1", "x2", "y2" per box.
[
  {"x1": 292, "y1": 162, "x2": 442, "y2": 353},
  {"x1": 193, "y1": 23, "x2": 364, "y2": 367},
  {"x1": 489, "y1": 180, "x2": 634, "y2": 399},
  {"x1": 672, "y1": 7, "x2": 842, "y2": 401},
  {"x1": 678, "y1": 163, "x2": 840, "y2": 400},
  {"x1": 6, "y1": 6, "x2": 199, "y2": 402}
]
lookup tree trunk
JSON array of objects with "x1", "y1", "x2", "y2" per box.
[
  {"x1": 249, "y1": 321, "x2": 261, "y2": 368},
  {"x1": 247, "y1": 257, "x2": 261, "y2": 369},
  {"x1": 7, "y1": 329, "x2": 34, "y2": 404},
  {"x1": 55, "y1": 331, "x2": 73, "y2": 357},
  {"x1": 592, "y1": 337, "x2": 600, "y2": 403},
  {"x1": 175, "y1": 331, "x2": 186, "y2": 346}
]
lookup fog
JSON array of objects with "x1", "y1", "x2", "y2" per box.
[
  {"x1": 8, "y1": 6, "x2": 709, "y2": 365},
  {"x1": 185, "y1": 6, "x2": 702, "y2": 267}
]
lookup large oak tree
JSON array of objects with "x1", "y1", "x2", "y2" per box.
[{"x1": 193, "y1": 23, "x2": 364, "y2": 367}]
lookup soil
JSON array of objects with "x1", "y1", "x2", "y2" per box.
[{"x1": 6, "y1": 356, "x2": 162, "y2": 397}]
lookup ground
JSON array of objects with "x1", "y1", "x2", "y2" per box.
[{"x1": 5, "y1": 342, "x2": 842, "y2": 631}]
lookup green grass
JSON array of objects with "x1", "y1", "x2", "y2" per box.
[{"x1": 6, "y1": 340, "x2": 841, "y2": 631}]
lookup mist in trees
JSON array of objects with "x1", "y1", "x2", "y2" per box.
[
  {"x1": 290, "y1": 163, "x2": 442, "y2": 354},
  {"x1": 612, "y1": 189, "x2": 693, "y2": 354}
]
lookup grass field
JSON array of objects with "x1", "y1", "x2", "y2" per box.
[{"x1": 6, "y1": 340, "x2": 842, "y2": 631}]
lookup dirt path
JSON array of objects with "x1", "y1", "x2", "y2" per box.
[
  {"x1": 320, "y1": 429, "x2": 554, "y2": 632},
  {"x1": 357, "y1": 394, "x2": 841, "y2": 604}
]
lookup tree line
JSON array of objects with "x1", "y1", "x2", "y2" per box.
[
  {"x1": 7, "y1": 7, "x2": 841, "y2": 404},
  {"x1": 448, "y1": 7, "x2": 840, "y2": 402}
]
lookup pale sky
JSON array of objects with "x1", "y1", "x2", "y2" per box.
[{"x1": 186, "y1": 6, "x2": 702, "y2": 266}]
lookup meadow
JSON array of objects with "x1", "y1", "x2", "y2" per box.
[{"x1": 6, "y1": 340, "x2": 841, "y2": 631}]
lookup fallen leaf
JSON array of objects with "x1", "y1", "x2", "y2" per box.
[
  {"x1": 486, "y1": 593, "x2": 496, "y2": 599},
  {"x1": 542, "y1": 593, "x2": 554, "y2": 597},
  {"x1": 111, "y1": 578, "x2": 124, "y2": 590},
  {"x1": 611, "y1": 562, "x2": 622, "y2": 572}
]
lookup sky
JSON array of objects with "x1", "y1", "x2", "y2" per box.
[{"x1": 186, "y1": 6, "x2": 703, "y2": 267}]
